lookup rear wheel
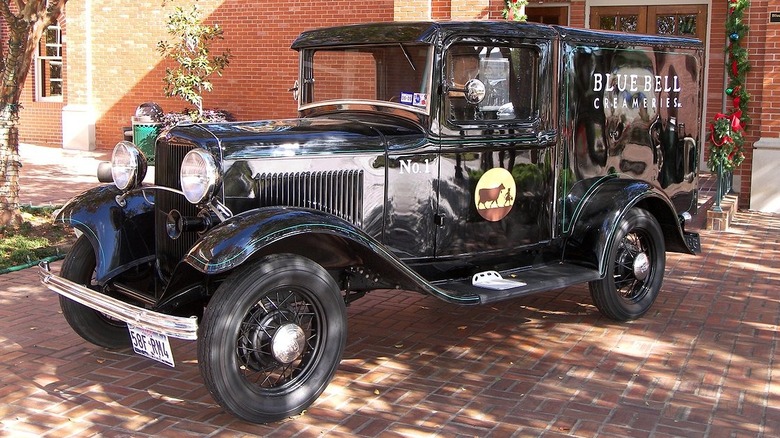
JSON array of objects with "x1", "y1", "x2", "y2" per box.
[
  {"x1": 59, "y1": 236, "x2": 130, "y2": 349},
  {"x1": 589, "y1": 208, "x2": 665, "y2": 321},
  {"x1": 198, "y1": 254, "x2": 347, "y2": 423}
]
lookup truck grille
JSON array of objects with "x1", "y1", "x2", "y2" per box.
[
  {"x1": 153, "y1": 139, "x2": 364, "y2": 279},
  {"x1": 155, "y1": 140, "x2": 199, "y2": 279},
  {"x1": 255, "y1": 170, "x2": 364, "y2": 226}
]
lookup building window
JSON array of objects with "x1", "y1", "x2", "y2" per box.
[
  {"x1": 590, "y1": 5, "x2": 707, "y2": 41},
  {"x1": 37, "y1": 24, "x2": 62, "y2": 101}
]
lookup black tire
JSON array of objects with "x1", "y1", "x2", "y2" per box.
[
  {"x1": 59, "y1": 236, "x2": 131, "y2": 349},
  {"x1": 589, "y1": 208, "x2": 665, "y2": 321},
  {"x1": 198, "y1": 254, "x2": 347, "y2": 423}
]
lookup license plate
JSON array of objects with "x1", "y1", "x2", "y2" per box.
[{"x1": 128, "y1": 325, "x2": 175, "y2": 367}]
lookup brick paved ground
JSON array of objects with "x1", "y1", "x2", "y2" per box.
[{"x1": 2, "y1": 144, "x2": 779, "y2": 437}]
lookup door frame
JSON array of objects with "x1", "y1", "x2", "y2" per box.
[{"x1": 525, "y1": 5, "x2": 570, "y2": 25}]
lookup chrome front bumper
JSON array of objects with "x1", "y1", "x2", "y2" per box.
[{"x1": 39, "y1": 261, "x2": 198, "y2": 340}]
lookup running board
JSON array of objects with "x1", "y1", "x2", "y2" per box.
[{"x1": 433, "y1": 263, "x2": 601, "y2": 305}]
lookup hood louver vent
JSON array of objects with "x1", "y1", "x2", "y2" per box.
[{"x1": 255, "y1": 170, "x2": 364, "y2": 226}]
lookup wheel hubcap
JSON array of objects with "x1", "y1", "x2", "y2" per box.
[
  {"x1": 271, "y1": 323, "x2": 306, "y2": 364},
  {"x1": 633, "y1": 252, "x2": 650, "y2": 281},
  {"x1": 236, "y1": 289, "x2": 320, "y2": 389}
]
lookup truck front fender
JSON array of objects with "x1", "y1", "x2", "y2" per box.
[
  {"x1": 184, "y1": 207, "x2": 394, "y2": 275},
  {"x1": 563, "y1": 178, "x2": 694, "y2": 275},
  {"x1": 56, "y1": 185, "x2": 155, "y2": 283},
  {"x1": 175, "y1": 207, "x2": 479, "y2": 306}
]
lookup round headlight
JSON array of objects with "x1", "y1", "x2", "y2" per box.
[
  {"x1": 180, "y1": 149, "x2": 219, "y2": 204},
  {"x1": 111, "y1": 141, "x2": 147, "y2": 190}
]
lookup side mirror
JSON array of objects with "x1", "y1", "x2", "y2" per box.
[
  {"x1": 288, "y1": 80, "x2": 300, "y2": 102},
  {"x1": 464, "y1": 79, "x2": 486, "y2": 105}
]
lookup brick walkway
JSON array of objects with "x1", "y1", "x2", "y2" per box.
[{"x1": 2, "y1": 144, "x2": 779, "y2": 436}]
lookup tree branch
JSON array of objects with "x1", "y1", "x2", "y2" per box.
[
  {"x1": 0, "y1": 1, "x2": 18, "y2": 26},
  {"x1": 12, "y1": 0, "x2": 25, "y2": 17},
  {"x1": 46, "y1": 0, "x2": 66, "y2": 24}
]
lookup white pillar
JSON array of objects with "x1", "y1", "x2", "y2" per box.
[
  {"x1": 61, "y1": 0, "x2": 96, "y2": 151},
  {"x1": 62, "y1": 104, "x2": 96, "y2": 151},
  {"x1": 749, "y1": 137, "x2": 780, "y2": 213}
]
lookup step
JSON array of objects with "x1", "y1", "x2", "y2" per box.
[{"x1": 433, "y1": 263, "x2": 601, "y2": 305}]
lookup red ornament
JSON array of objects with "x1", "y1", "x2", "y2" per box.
[
  {"x1": 731, "y1": 109, "x2": 743, "y2": 131},
  {"x1": 733, "y1": 96, "x2": 741, "y2": 108}
]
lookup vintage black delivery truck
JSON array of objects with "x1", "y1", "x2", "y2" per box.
[{"x1": 40, "y1": 20, "x2": 703, "y2": 423}]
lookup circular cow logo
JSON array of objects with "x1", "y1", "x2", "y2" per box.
[{"x1": 474, "y1": 168, "x2": 516, "y2": 221}]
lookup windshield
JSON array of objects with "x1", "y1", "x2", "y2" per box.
[{"x1": 299, "y1": 44, "x2": 434, "y2": 114}]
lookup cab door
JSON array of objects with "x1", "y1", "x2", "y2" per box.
[{"x1": 434, "y1": 37, "x2": 556, "y2": 259}]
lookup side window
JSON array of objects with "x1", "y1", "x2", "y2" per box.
[
  {"x1": 445, "y1": 44, "x2": 538, "y2": 123},
  {"x1": 37, "y1": 24, "x2": 63, "y2": 101}
]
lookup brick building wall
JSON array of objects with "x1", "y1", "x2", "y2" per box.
[
  {"x1": 12, "y1": 0, "x2": 780, "y2": 210},
  {"x1": 17, "y1": 101, "x2": 63, "y2": 147},
  {"x1": 19, "y1": 0, "x2": 394, "y2": 151},
  {"x1": 14, "y1": 14, "x2": 65, "y2": 147},
  {"x1": 736, "y1": 0, "x2": 765, "y2": 207},
  {"x1": 764, "y1": 3, "x2": 780, "y2": 138}
]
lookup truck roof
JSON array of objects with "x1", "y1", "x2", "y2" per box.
[
  {"x1": 291, "y1": 21, "x2": 558, "y2": 48},
  {"x1": 290, "y1": 20, "x2": 702, "y2": 50}
]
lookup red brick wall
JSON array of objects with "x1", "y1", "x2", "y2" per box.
[
  {"x1": 432, "y1": 0, "x2": 452, "y2": 19},
  {"x1": 733, "y1": 0, "x2": 768, "y2": 207},
  {"x1": 763, "y1": 0, "x2": 780, "y2": 138},
  {"x1": 205, "y1": 0, "x2": 394, "y2": 125},
  {"x1": 19, "y1": 0, "x2": 394, "y2": 151},
  {"x1": 18, "y1": 101, "x2": 64, "y2": 147}
]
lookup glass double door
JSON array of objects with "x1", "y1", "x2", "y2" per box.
[{"x1": 590, "y1": 5, "x2": 707, "y2": 40}]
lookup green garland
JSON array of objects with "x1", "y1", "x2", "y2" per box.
[
  {"x1": 707, "y1": 0, "x2": 750, "y2": 172},
  {"x1": 503, "y1": 0, "x2": 528, "y2": 22}
]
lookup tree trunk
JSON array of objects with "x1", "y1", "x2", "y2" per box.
[
  {"x1": 0, "y1": 113, "x2": 21, "y2": 226},
  {"x1": 0, "y1": 18, "x2": 33, "y2": 228},
  {"x1": 0, "y1": 0, "x2": 66, "y2": 227}
]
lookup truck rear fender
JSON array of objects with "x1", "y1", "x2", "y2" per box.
[
  {"x1": 563, "y1": 179, "x2": 694, "y2": 275},
  {"x1": 55, "y1": 185, "x2": 155, "y2": 283}
]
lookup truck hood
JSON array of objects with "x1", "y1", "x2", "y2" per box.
[{"x1": 164, "y1": 115, "x2": 426, "y2": 161}]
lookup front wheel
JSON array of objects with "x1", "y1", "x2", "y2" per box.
[
  {"x1": 589, "y1": 208, "x2": 666, "y2": 321},
  {"x1": 198, "y1": 254, "x2": 347, "y2": 423},
  {"x1": 59, "y1": 236, "x2": 131, "y2": 349}
]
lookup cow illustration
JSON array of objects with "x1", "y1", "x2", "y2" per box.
[{"x1": 478, "y1": 183, "x2": 505, "y2": 208}]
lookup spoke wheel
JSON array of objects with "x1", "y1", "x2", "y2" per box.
[
  {"x1": 589, "y1": 208, "x2": 665, "y2": 321},
  {"x1": 59, "y1": 236, "x2": 130, "y2": 349},
  {"x1": 198, "y1": 254, "x2": 346, "y2": 423}
]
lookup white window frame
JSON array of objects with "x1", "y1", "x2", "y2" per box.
[{"x1": 36, "y1": 24, "x2": 63, "y2": 102}]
